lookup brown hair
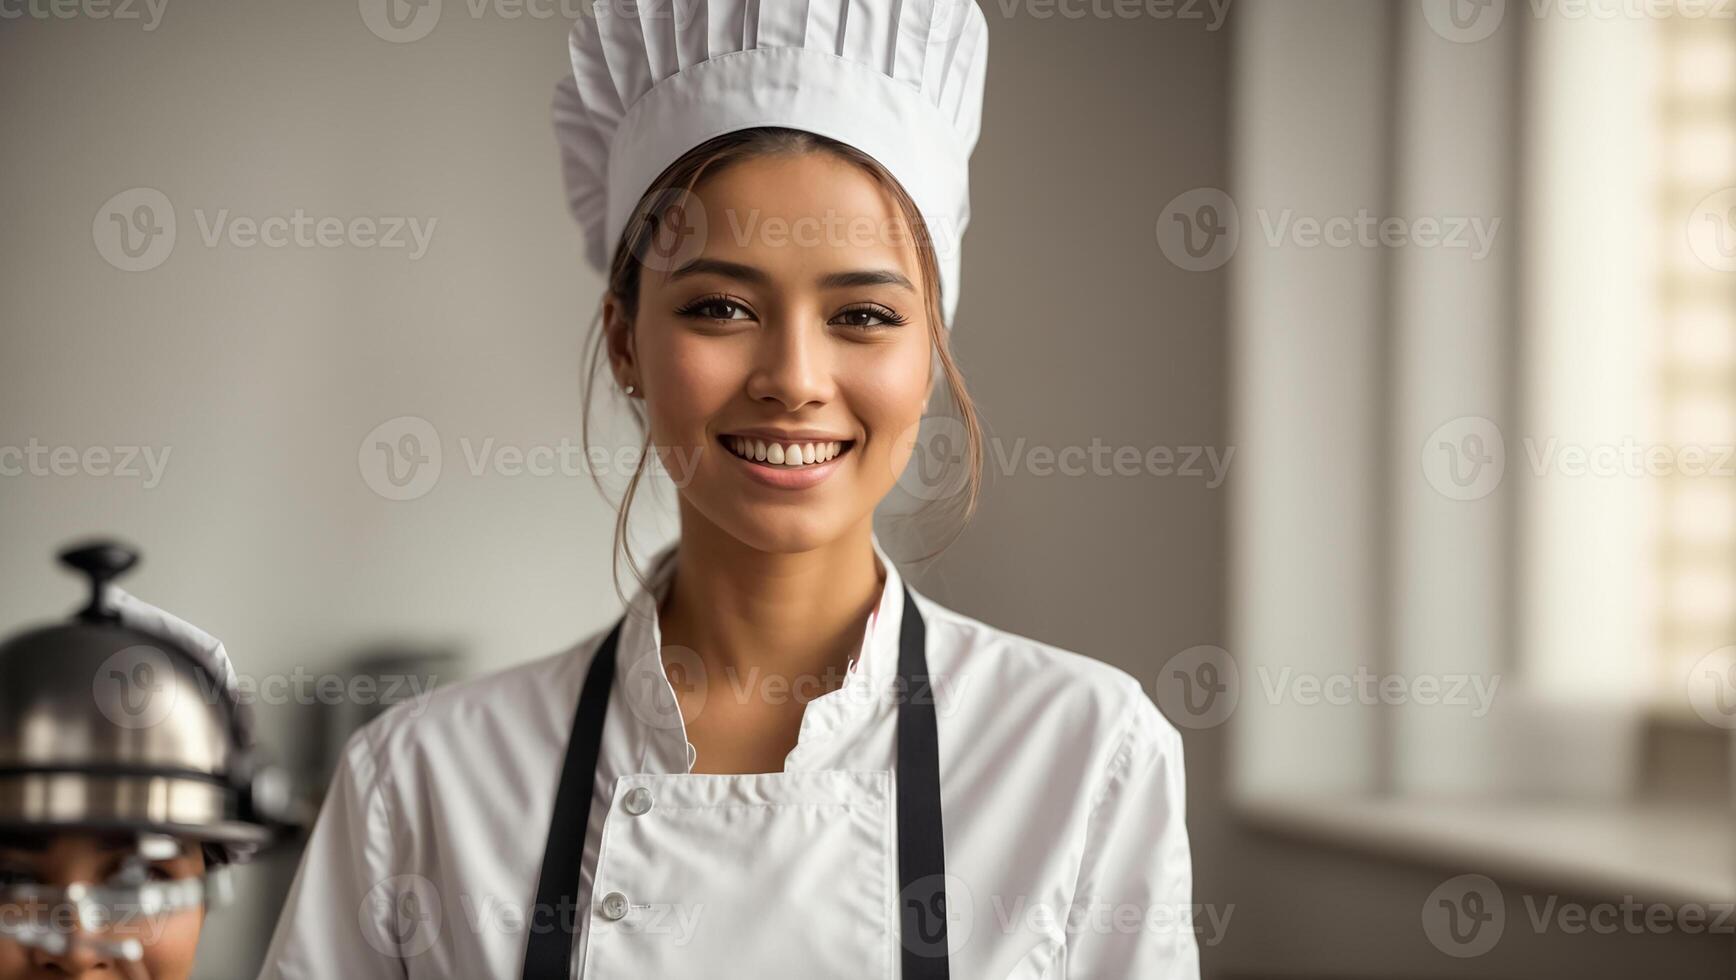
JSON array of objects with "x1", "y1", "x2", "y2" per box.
[{"x1": 578, "y1": 127, "x2": 984, "y2": 602}]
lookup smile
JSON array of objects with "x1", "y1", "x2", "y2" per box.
[
  {"x1": 722, "y1": 436, "x2": 849, "y2": 467},
  {"x1": 717, "y1": 435, "x2": 856, "y2": 490}
]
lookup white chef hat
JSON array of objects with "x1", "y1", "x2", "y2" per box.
[{"x1": 552, "y1": 0, "x2": 990, "y2": 328}]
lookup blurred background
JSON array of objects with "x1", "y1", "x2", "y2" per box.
[{"x1": 2, "y1": 0, "x2": 1734, "y2": 976}]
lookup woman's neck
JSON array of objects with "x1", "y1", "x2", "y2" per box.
[{"x1": 656, "y1": 517, "x2": 886, "y2": 697}]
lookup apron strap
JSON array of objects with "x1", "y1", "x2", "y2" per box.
[
  {"x1": 521, "y1": 617, "x2": 619, "y2": 980},
  {"x1": 896, "y1": 586, "x2": 952, "y2": 979},
  {"x1": 521, "y1": 584, "x2": 950, "y2": 979}
]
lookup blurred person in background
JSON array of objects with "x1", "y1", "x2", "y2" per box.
[{"x1": 0, "y1": 542, "x2": 300, "y2": 980}]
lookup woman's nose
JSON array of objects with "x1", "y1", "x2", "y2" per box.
[{"x1": 745, "y1": 317, "x2": 836, "y2": 410}]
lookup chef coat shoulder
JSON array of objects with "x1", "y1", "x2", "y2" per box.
[
  {"x1": 913, "y1": 594, "x2": 1183, "y2": 791},
  {"x1": 336, "y1": 624, "x2": 614, "y2": 822},
  {"x1": 258, "y1": 631, "x2": 614, "y2": 979},
  {"x1": 364, "y1": 623, "x2": 608, "y2": 749}
]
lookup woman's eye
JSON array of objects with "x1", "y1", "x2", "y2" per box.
[
  {"x1": 833, "y1": 305, "x2": 908, "y2": 329},
  {"x1": 678, "y1": 297, "x2": 753, "y2": 322}
]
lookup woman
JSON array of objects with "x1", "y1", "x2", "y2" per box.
[{"x1": 260, "y1": 0, "x2": 1197, "y2": 977}]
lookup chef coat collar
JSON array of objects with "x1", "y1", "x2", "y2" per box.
[{"x1": 613, "y1": 531, "x2": 908, "y2": 773}]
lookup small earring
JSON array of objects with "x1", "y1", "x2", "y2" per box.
[{"x1": 624, "y1": 383, "x2": 636, "y2": 396}]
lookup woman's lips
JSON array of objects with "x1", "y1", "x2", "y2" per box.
[{"x1": 718, "y1": 435, "x2": 855, "y2": 490}]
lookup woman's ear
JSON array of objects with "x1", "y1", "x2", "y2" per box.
[{"x1": 601, "y1": 291, "x2": 639, "y2": 393}]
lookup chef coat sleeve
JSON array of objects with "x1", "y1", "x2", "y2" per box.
[
  {"x1": 1061, "y1": 679, "x2": 1201, "y2": 979},
  {"x1": 255, "y1": 716, "x2": 410, "y2": 980}
]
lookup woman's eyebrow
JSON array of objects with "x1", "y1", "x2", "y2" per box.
[
  {"x1": 668, "y1": 257, "x2": 914, "y2": 292},
  {"x1": 819, "y1": 268, "x2": 915, "y2": 291}
]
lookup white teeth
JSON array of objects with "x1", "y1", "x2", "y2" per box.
[{"x1": 725, "y1": 438, "x2": 845, "y2": 467}]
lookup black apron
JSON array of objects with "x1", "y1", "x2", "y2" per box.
[{"x1": 521, "y1": 582, "x2": 951, "y2": 979}]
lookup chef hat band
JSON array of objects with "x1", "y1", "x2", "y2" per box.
[{"x1": 553, "y1": 0, "x2": 990, "y2": 327}]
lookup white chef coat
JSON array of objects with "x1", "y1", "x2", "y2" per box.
[{"x1": 256, "y1": 533, "x2": 1198, "y2": 979}]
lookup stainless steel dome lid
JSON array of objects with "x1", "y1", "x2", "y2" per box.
[{"x1": 0, "y1": 542, "x2": 274, "y2": 847}]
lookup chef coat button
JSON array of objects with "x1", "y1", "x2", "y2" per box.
[
  {"x1": 622, "y1": 786, "x2": 653, "y2": 816},
  {"x1": 599, "y1": 891, "x2": 629, "y2": 921}
]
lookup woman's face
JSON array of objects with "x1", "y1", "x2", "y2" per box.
[
  {"x1": 0, "y1": 833, "x2": 206, "y2": 980},
  {"x1": 609, "y1": 150, "x2": 935, "y2": 553}
]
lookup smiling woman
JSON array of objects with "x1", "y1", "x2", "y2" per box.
[
  {"x1": 256, "y1": 1, "x2": 1197, "y2": 978},
  {"x1": 586, "y1": 130, "x2": 983, "y2": 576}
]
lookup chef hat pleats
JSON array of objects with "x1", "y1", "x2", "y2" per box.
[
  {"x1": 756, "y1": 0, "x2": 810, "y2": 50},
  {"x1": 802, "y1": 0, "x2": 844, "y2": 54},
  {"x1": 890, "y1": 0, "x2": 931, "y2": 87},
  {"x1": 838, "y1": 0, "x2": 888, "y2": 70},
  {"x1": 703, "y1": 0, "x2": 741, "y2": 62},
  {"x1": 597, "y1": 5, "x2": 654, "y2": 109},
  {"x1": 674, "y1": 0, "x2": 709, "y2": 68},
  {"x1": 555, "y1": 0, "x2": 990, "y2": 326},
  {"x1": 636, "y1": 0, "x2": 680, "y2": 81}
]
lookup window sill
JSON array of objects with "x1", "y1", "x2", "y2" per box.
[{"x1": 1235, "y1": 794, "x2": 1734, "y2": 906}]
